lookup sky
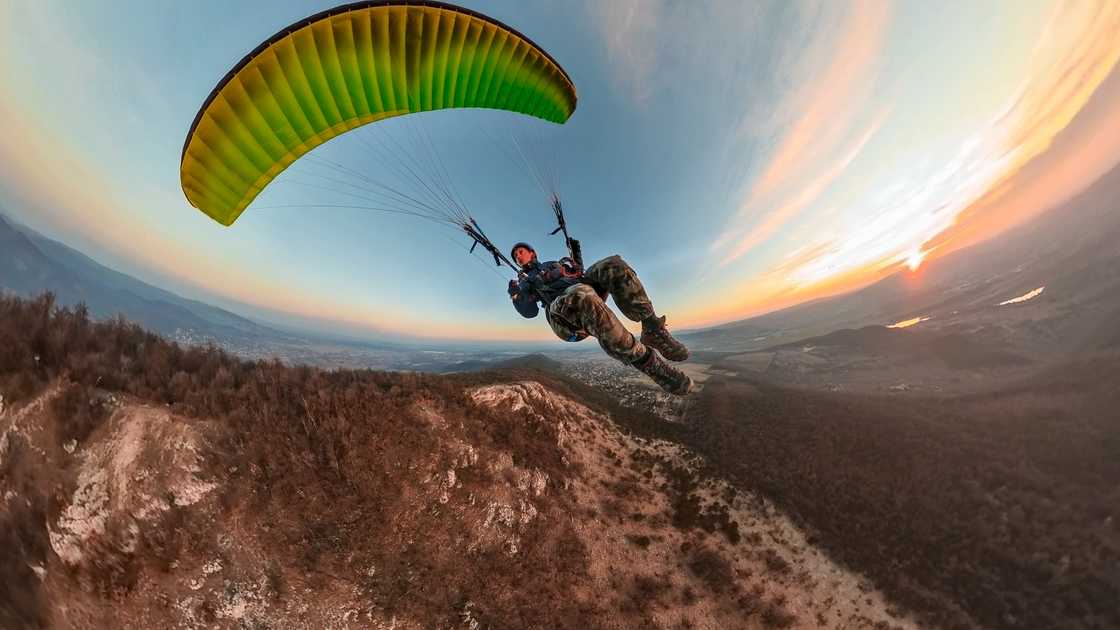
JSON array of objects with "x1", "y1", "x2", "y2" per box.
[{"x1": 2, "y1": 0, "x2": 1120, "y2": 343}]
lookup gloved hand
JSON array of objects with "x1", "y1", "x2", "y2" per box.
[
  {"x1": 508, "y1": 279, "x2": 520, "y2": 297},
  {"x1": 559, "y1": 257, "x2": 582, "y2": 276}
]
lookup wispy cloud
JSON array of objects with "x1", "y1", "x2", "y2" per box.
[
  {"x1": 709, "y1": 0, "x2": 891, "y2": 268},
  {"x1": 716, "y1": 107, "x2": 889, "y2": 266},
  {"x1": 680, "y1": 1, "x2": 1120, "y2": 328},
  {"x1": 586, "y1": 0, "x2": 664, "y2": 103},
  {"x1": 922, "y1": 0, "x2": 1120, "y2": 254},
  {"x1": 741, "y1": 0, "x2": 892, "y2": 201}
]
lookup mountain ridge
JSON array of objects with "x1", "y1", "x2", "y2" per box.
[{"x1": 0, "y1": 212, "x2": 282, "y2": 343}]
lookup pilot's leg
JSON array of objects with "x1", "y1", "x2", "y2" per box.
[
  {"x1": 548, "y1": 283, "x2": 647, "y2": 364},
  {"x1": 584, "y1": 254, "x2": 690, "y2": 362},
  {"x1": 583, "y1": 255, "x2": 656, "y2": 324}
]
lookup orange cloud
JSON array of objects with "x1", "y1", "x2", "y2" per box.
[
  {"x1": 689, "y1": 2, "x2": 1120, "y2": 329},
  {"x1": 718, "y1": 110, "x2": 887, "y2": 266},
  {"x1": 713, "y1": 0, "x2": 891, "y2": 265},
  {"x1": 924, "y1": 2, "x2": 1120, "y2": 258}
]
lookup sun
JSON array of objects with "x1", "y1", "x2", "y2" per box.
[{"x1": 906, "y1": 250, "x2": 925, "y2": 271}]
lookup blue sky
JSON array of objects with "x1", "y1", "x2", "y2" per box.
[{"x1": 2, "y1": 1, "x2": 1119, "y2": 342}]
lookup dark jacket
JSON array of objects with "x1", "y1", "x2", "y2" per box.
[{"x1": 510, "y1": 259, "x2": 584, "y2": 318}]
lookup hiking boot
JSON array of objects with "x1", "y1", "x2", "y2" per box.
[
  {"x1": 634, "y1": 348, "x2": 695, "y2": 396},
  {"x1": 640, "y1": 315, "x2": 690, "y2": 362}
]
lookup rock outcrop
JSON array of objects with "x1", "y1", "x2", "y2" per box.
[{"x1": 3, "y1": 371, "x2": 917, "y2": 629}]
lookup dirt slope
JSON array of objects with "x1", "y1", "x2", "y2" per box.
[{"x1": 2, "y1": 374, "x2": 919, "y2": 630}]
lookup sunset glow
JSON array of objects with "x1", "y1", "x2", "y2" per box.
[{"x1": 906, "y1": 251, "x2": 925, "y2": 272}]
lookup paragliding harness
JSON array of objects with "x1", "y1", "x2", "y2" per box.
[{"x1": 464, "y1": 195, "x2": 590, "y2": 342}]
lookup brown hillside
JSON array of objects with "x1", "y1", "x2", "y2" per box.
[
  {"x1": 686, "y1": 361, "x2": 1120, "y2": 630},
  {"x1": 0, "y1": 294, "x2": 917, "y2": 629}
]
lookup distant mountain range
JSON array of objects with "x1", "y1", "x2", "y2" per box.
[
  {"x1": 0, "y1": 212, "x2": 283, "y2": 343},
  {"x1": 0, "y1": 212, "x2": 551, "y2": 369},
  {"x1": 435, "y1": 352, "x2": 565, "y2": 374}
]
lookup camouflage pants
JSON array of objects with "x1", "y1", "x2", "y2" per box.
[{"x1": 546, "y1": 255, "x2": 656, "y2": 365}]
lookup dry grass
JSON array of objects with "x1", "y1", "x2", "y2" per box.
[{"x1": 0, "y1": 295, "x2": 595, "y2": 628}]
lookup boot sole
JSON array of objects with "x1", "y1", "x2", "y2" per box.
[
  {"x1": 650, "y1": 344, "x2": 689, "y2": 362},
  {"x1": 640, "y1": 337, "x2": 690, "y2": 362}
]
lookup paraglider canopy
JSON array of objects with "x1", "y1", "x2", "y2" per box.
[{"x1": 181, "y1": 1, "x2": 578, "y2": 226}]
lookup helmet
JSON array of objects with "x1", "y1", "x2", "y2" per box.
[{"x1": 510, "y1": 242, "x2": 536, "y2": 267}]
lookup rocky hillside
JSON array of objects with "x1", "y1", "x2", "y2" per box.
[{"x1": 0, "y1": 294, "x2": 919, "y2": 629}]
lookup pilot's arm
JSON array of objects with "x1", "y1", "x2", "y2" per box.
[{"x1": 508, "y1": 279, "x2": 539, "y2": 318}]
